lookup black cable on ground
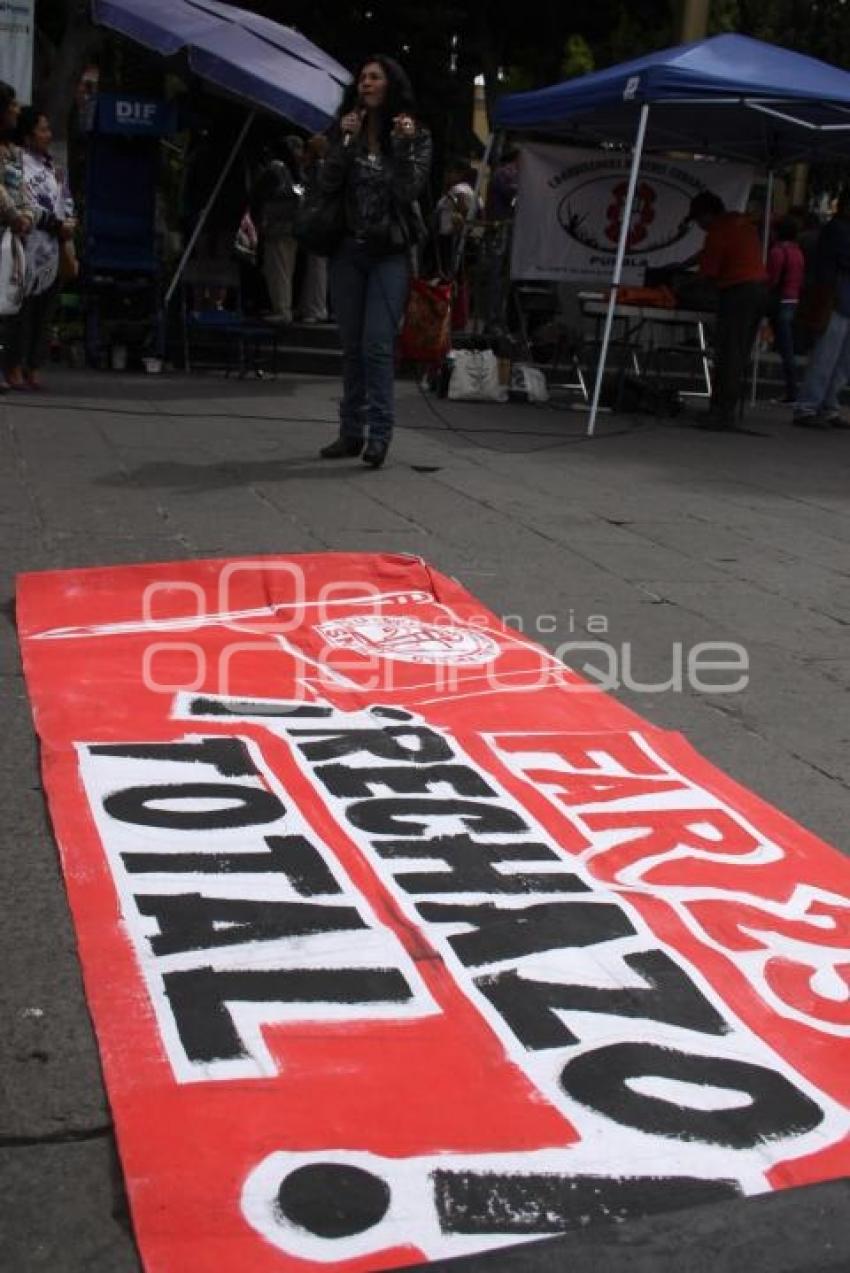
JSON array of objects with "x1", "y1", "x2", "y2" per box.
[{"x1": 410, "y1": 374, "x2": 645, "y2": 452}]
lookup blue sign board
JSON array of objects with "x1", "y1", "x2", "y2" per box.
[{"x1": 94, "y1": 94, "x2": 177, "y2": 136}]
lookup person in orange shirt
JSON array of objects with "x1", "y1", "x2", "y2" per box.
[{"x1": 688, "y1": 190, "x2": 768, "y2": 430}]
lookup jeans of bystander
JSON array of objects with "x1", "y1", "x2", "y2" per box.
[
  {"x1": 794, "y1": 309, "x2": 850, "y2": 418},
  {"x1": 773, "y1": 300, "x2": 799, "y2": 400}
]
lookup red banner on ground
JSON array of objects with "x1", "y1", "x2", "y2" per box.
[{"x1": 16, "y1": 552, "x2": 850, "y2": 1271}]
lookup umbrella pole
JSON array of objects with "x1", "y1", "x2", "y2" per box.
[
  {"x1": 750, "y1": 168, "x2": 775, "y2": 407},
  {"x1": 587, "y1": 103, "x2": 650, "y2": 437},
  {"x1": 163, "y1": 109, "x2": 256, "y2": 311}
]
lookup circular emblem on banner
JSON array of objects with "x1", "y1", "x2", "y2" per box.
[
  {"x1": 316, "y1": 615, "x2": 500, "y2": 665},
  {"x1": 557, "y1": 174, "x2": 693, "y2": 256},
  {"x1": 605, "y1": 180, "x2": 657, "y2": 248}
]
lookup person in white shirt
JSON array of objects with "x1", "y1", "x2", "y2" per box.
[
  {"x1": 435, "y1": 158, "x2": 478, "y2": 277},
  {"x1": 435, "y1": 158, "x2": 480, "y2": 331},
  {"x1": 4, "y1": 107, "x2": 75, "y2": 390}
]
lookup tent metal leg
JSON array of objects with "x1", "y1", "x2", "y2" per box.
[{"x1": 587, "y1": 103, "x2": 650, "y2": 436}]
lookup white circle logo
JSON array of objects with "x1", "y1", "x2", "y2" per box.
[{"x1": 316, "y1": 615, "x2": 500, "y2": 665}]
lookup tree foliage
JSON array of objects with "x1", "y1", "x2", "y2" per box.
[
  {"x1": 31, "y1": 0, "x2": 850, "y2": 185},
  {"x1": 710, "y1": 0, "x2": 850, "y2": 68},
  {"x1": 34, "y1": 0, "x2": 103, "y2": 141}
]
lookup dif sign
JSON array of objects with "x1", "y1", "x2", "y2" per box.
[{"x1": 95, "y1": 94, "x2": 177, "y2": 136}]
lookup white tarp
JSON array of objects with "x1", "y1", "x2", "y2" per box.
[
  {"x1": 0, "y1": 0, "x2": 35, "y2": 103},
  {"x1": 511, "y1": 142, "x2": 754, "y2": 284}
]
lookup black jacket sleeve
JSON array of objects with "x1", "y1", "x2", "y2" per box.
[{"x1": 388, "y1": 128, "x2": 432, "y2": 204}]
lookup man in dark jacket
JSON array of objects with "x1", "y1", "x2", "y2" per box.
[{"x1": 793, "y1": 191, "x2": 850, "y2": 429}]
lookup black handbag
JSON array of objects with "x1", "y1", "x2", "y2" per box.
[{"x1": 293, "y1": 186, "x2": 346, "y2": 257}]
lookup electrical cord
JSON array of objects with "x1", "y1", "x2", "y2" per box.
[
  {"x1": 408, "y1": 363, "x2": 646, "y2": 451},
  {"x1": 3, "y1": 399, "x2": 339, "y2": 425},
  {"x1": 4, "y1": 375, "x2": 653, "y2": 451}
]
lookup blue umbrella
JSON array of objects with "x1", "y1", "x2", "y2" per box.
[
  {"x1": 92, "y1": 0, "x2": 349, "y2": 133},
  {"x1": 91, "y1": 0, "x2": 351, "y2": 316}
]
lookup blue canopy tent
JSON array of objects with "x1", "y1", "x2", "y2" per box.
[
  {"x1": 91, "y1": 0, "x2": 349, "y2": 308},
  {"x1": 495, "y1": 35, "x2": 850, "y2": 434}
]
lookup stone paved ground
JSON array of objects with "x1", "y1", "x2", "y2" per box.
[{"x1": 1, "y1": 370, "x2": 848, "y2": 1270}]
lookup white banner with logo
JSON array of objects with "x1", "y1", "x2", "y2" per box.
[
  {"x1": 0, "y1": 0, "x2": 35, "y2": 104},
  {"x1": 511, "y1": 143, "x2": 754, "y2": 284}
]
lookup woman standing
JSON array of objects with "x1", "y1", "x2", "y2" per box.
[
  {"x1": 0, "y1": 82, "x2": 32, "y2": 236},
  {"x1": 0, "y1": 81, "x2": 34, "y2": 392},
  {"x1": 766, "y1": 216, "x2": 804, "y2": 405},
  {"x1": 5, "y1": 107, "x2": 75, "y2": 390},
  {"x1": 318, "y1": 56, "x2": 431, "y2": 468}
]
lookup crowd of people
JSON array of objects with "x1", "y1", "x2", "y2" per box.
[
  {"x1": 226, "y1": 146, "x2": 850, "y2": 444},
  {"x1": 5, "y1": 54, "x2": 850, "y2": 449},
  {"x1": 684, "y1": 188, "x2": 850, "y2": 431},
  {"x1": 232, "y1": 133, "x2": 516, "y2": 341},
  {"x1": 247, "y1": 133, "x2": 330, "y2": 325},
  {"x1": 0, "y1": 57, "x2": 516, "y2": 460},
  {"x1": 788, "y1": 190, "x2": 850, "y2": 429}
]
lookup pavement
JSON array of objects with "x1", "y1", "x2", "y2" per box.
[{"x1": 1, "y1": 368, "x2": 849, "y2": 1271}]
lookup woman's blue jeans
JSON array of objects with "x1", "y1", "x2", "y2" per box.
[{"x1": 329, "y1": 239, "x2": 410, "y2": 445}]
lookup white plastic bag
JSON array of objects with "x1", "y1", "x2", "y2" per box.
[
  {"x1": 0, "y1": 228, "x2": 26, "y2": 317},
  {"x1": 447, "y1": 349, "x2": 508, "y2": 403},
  {"x1": 510, "y1": 362, "x2": 549, "y2": 403}
]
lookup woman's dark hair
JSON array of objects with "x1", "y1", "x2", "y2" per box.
[
  {"x1": 336, "y1": 54, "x2": 416, "y2": 151},
  {"x1": 16, "y1": 106, "x2": 47, "y2": 145}
]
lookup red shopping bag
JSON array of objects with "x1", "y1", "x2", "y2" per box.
[{"x1": 398, "y1": 276, "x2": 453, "y2": 363}]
